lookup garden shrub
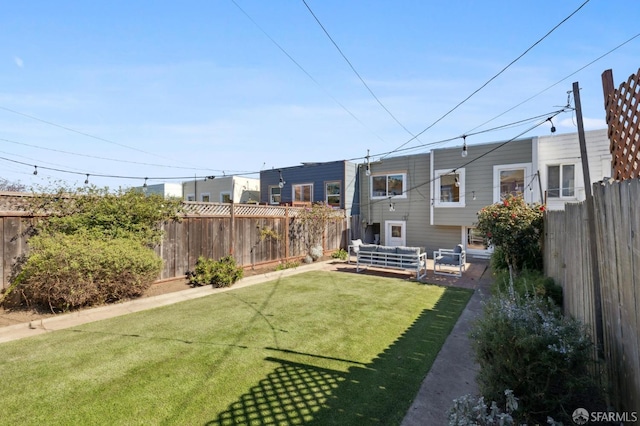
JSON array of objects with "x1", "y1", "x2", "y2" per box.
[
  {"x1": 189, "y1": 255, "x2": 243, "y2": 288},
  {"x1": 13, "y1": 232, "x2": 162, "y2": 311},
  {"x1": 470, "y1": 289, "x2": 605, "y2": 424},
  {"x1": 331, "y1": 248, "x2": 348, "y2": 260},
  {"x1": 309, "y1": 245, "x2": 323, "y2": 261},
  {"x1": 275, "y1": 260, "x2": 300, "y2": 271},
  {"x1": 492, "y1": 268, "x2": 563, "y2": 307}
]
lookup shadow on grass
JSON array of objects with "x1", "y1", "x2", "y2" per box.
[{"x1": 205, "y1": 286, "x2": 472, "y2": 426}]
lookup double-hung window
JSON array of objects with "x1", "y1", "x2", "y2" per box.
[
  {"x1": 547, "y1": 164, "x2": 575, "y2": 198},
  {"x1": 220, "y1": 192, "x2": 232, "y2": 203},
  {"x1": 371, "y1": 173, "x2": 406, "y2": 198},
  {"x1": 325, "y1": 181, "x2": 341, "y2": 207},
  {"x1": 269, "y1": 186, "x2": 281, "y2": 205},
  {"x1": 434, "y1": 169, "x2": 465, "y2": 207},
  {"x1": 201, "y1": 193, "x2": 210, "y2": 202},
  {"x1": 293, "y1": 183, "x2": 313, "y2": 202},
  {"x1": 493, "y1": 163, "x2": 531, "y2": 203}
]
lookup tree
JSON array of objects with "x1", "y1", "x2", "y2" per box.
[{"x1": 475, "y1": 194, "x2": 544, "y2": 273}]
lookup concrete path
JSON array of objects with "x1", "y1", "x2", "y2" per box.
[{"x1": 0, "y1": 257, "x2": 492, "y2": 424}]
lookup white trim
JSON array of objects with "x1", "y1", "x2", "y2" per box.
[
  {"x1": 268, "y1": 186, "x2": 281, "y2": 205},
  {"x1": 493, "y1": 163, "x2": 532, "y2": 203},
  {"x1": 430, "y1": 153, "x2": 434, "y2": 225},
  {"x1": 200, "y1": 192, "x2": 211, "y2": 202},
  {"x1": 434, "y1": 168, "x2": 465, "y2": 208},
  {"x1": 325, "y1": 180, "x2": 341, "y2": 207}
]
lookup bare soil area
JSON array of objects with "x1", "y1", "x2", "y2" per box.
[{"x1": 0, "y1": 261, "x2": 294, "y2": 328}]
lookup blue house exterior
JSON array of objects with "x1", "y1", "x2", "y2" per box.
[{"x1": 259, "y1": 160, "x2": 359, "y2": 218}]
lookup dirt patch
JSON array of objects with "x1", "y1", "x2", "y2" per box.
[{"x1": 0, "y1": 257, "x2": 336, "y2": 328}]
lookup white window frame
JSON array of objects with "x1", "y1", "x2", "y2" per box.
[
  {"x1": 493, "y1": 163, "x2": 532, "y2": 203},
  {"x1": 220, "y1": 191, "x2": 232, "y2": 203},
  {"x1": 268, "y1": 186, "x2": 281, "y2": 205},
  {"x1": 186, "y1": 194, "x2": 195, "y2": 202},
  {"x1": 547, "y1": 163, "x2": 577, "y2": 199},
  {"x1": 200, "y1": 192, "x2": 211, "y2": 202},
  {"x1": 434, "y1": 169, "x2": 465, "y2": 207},
  {"x1": 292, "y1": 183, "x2": 313, "y2": 203},
  {"x1": 370, "y1": 173, "x2": 407, "y2": 199},
  {"x1": 325, "y1": 181, "x2": 341, "y2": 207}
]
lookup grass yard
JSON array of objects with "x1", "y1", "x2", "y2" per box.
[{"x1": 0, "y1": 270, "x2": 472, "y2": 425}]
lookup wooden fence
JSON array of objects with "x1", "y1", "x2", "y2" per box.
[
  {"x1": 545, "y1": 178, "x2": 640, "y2": 414},
  {"x1": 1, "y1": 203, "x2": 349, "y2": 288}
]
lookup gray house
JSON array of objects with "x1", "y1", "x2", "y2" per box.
[
  {"x1": 259, "y1": 160, "x2": 359, "y2": 218},
  {"x1": 356, "y1": 137, "x2": 537, "y2": 257}
]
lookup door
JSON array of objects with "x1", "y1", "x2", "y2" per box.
[{"x1": 385, "y1": 220, "x2": 406, "y2": 247}]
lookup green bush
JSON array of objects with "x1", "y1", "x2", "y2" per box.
[
  {"x1": 492, "y1": 268, "x2": 563, "y2": 307},
  {"x1": 189, "y1": 255, "x2": 244, "y2": 288},
  {"x1": 470, "y1": 289, "x2": 605, "y2": 424},
  {"x1": 331, "y1": 248, "x2": 348, "y2": 260},
  {"x1": 12, "y1": 232, "x2": 162, "y2": 311}
]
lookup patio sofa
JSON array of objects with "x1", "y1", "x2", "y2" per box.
[{"x1": 355, "y1": 244, "x2": 427, "y2": 280}]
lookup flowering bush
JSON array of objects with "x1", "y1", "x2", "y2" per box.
[
  {"x1": 475, "y1": 194, "x2": 544, "y2": 272},
  {"x1": 470, "y1": 288, "x2": 603, "y2": 424}
]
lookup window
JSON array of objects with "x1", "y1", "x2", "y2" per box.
[
  {"x1": 434, "y1": 169, "x2": 465, "y2": 207},
  {"x1": 371, "y1": 173, "x2": 406, "y2": 198},
  {"x1": 220, "y1": 192, "x2": 232, "y2": 203},
  {"x1": 493, "y1": 163, "x2": 531, "y2": 203},
  {"x1": 325, "y1": 181, "x2": 341, "y2": 207},
  {"x1": 269, "y1": 186, "x2": 281, "y2": 205},
  {"x1": 499, "y1": 169, "x2": 525, "y2": 200},
  {"x1": 186, "y1": 194, "x2": 195, "y2": 201},
  {"x1": 293, "y1": 184, "x2": 313, "y2": 202},
  {"x1": 548, "y1": 164, "x2": 575, "y2": 198},
  {"x1": 201, "y1": 193, "x2": 210, "y2": 202}
]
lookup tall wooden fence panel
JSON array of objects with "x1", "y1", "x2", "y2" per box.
[
  {"x1": 0, "y1": 214, "x2": 33, "y2": 290},
  {"x1": 545, "y1": 179, "x2": 640, "y2": 414}
]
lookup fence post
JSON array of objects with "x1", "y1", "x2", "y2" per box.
[
  {"x1": 230, "y1": 202, "x2": 235, "y2": 255},
  {"x1": 574, "y1": 81, "x2": 605, "y2": 359},
  {"x1": 284, "y1": 206, "x2": 290, "y2": 260}
]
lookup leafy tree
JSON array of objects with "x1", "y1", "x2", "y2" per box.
[{"x1": 475, "y1": 194, "x2": 544, "y2": 273}]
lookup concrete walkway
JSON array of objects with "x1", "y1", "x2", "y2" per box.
[{"x1": 0, "y1": 257, "x2": 491, "y2": 424}]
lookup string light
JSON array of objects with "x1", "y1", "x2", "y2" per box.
[
  {"x1": 33, "y1": 165, "x2": 37, "y2": 175},
  {"x1": 365, "y1": 149, "x2": 371, "y2": 177},
  {"x1": 547, "y1": 117, "x2": 556, "y2": 133},
  {"x1": 472, "y1": 191, "x2": 476, "y2": 201},
  {"x1": 84, "y1": 174, "x2": 89, "y2": 185},
  {"x1": 461, "y1": 135, "x2": 468, "y2": 158},
  {"x1": 278, "y1": 170, "x2": 285, "y2": 189},
  {"x1": 143, "y1": 177, "x2": 148, "y2": 188}
]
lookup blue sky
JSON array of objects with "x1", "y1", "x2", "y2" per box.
[{"x1": 1, "y1": 0, "x2": 638, "y2": 190}]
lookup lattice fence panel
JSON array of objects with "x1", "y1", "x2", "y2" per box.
[{"x1": 605, "y1": 68, "x2": 640, "y2": 180}]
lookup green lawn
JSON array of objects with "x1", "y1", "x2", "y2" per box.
[{"x1": 0, "y1": 270, "x2": 472, "y2": 425}]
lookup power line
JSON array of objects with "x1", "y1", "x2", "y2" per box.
[
  {"x1": 381, "y1": 0, "x2": 591, "y2": 159},
  {"x1": 464, "y1": 30, "x2": 640, "y2": 135},
  {"x1": 0, "y1": 137, "x2": 254, "y2": 174},
  {"x1": 302, "y1": 0, "x2": 421, "y2": 142},
  {"x1": 229, "y1": 0, "x2": 388, "y2": 145}
]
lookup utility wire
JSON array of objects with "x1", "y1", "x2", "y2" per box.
[
  {"x1": 381, "y1": 0, "x2": 591, "y2": 159},
  {"x1": 0, "y1": 137, "x2": 254, "y2": 174},
  {"x1": 302, "y1": 0, "x2": 420, "y2": 142},
  {"x1": 230, "y1": 0, "x2": 388, "y2": 145},
  {"x1": 464, "y1": 30, "x2": 640, "y2": 135}
]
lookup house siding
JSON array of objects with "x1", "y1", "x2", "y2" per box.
[
  {"x1": 537, "y1": 129, "x2": 611, "y2": 210},
  {"x1": 183, "y1": 176, "x2": 259, "y2": 203},
  {"x1": 432, "y1": 138, "x2": 534, "y2": 226}
]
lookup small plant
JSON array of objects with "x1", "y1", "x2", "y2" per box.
[
  {"x1": 275, "y1": 260, "x2": 300, "y2": 271},
  {"x1": 188, "y1": 255, "x2": 244, "y2": 288},
  {"x1": 448, "y1": 390, "x2": 519, "y2": 425},
  {"x1": 331, "y1": 248, "x2": 348, "y2": 260},
  {"x1": 492, "y1": 268, "x2": 563, "y2": 307}
]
